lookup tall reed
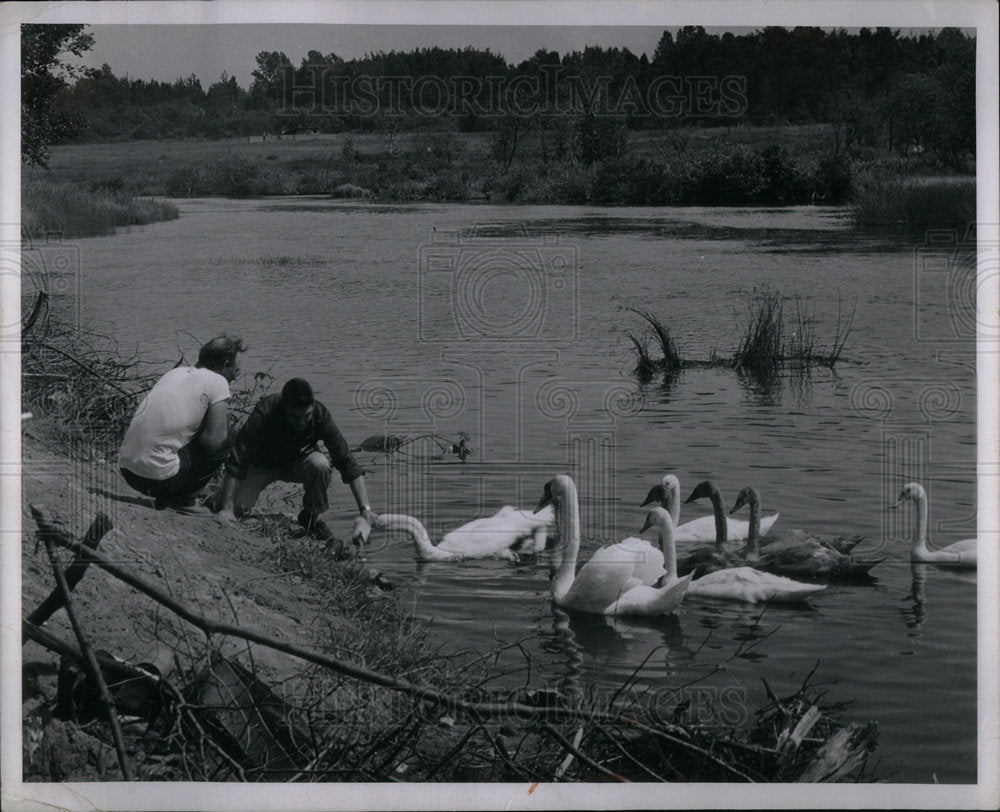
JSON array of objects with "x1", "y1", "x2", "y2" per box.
[
  {"x1": 625, "y1": 306, "x2": 681, "y2": 374},
  {"x1": 732, "y1": 287, "x2": 784, "y2": 376}
]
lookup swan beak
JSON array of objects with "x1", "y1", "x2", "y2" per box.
[
  {"x1": 534, "y1": 484, "x2": 553, "y2": 513},
  {"x1": 888, "y1": 499, "x2": 901, "y2": 511},
  {"x1": 640, "y1": 485, "x2": 661, "y2": 507}
]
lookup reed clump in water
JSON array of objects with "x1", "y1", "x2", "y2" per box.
[
  {"x1": 624, "y1": 286, "x2": 856, "y2": 383},
  {"x1": 623, "y1": 306, "x2": 682, "y2": 379},
  {"x1": 732, "y1": 286, "x2": 784, "y2": 376}
]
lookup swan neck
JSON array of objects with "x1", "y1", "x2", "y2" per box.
[
  {"x1": 747, "y1": 493, "x2": 761, "y2": 554},
  {"x1": 710, "y1": 489, "x2": 727, "y2": 548},
  {"x1": 552, "y1": 481, "x2": 581, "y2": 601},
  {"x1": 913, "y1": 491, "x2": 929, "y2": 551},
  {"x1": 381, "y1": 513, "x2": 440, "y2": 557},
  {"x1": 662, "y1": 520, "x2": 678, "y2": 580},
  {"x1": 664, "y1": 479, "x2": 680, "y2": 526}
]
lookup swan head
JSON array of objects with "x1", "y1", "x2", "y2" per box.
[
  {"x1": 535, "y1": 474, "x2": 573, "y2": 512},
  {"x1": 684, "y1": 480, "x2": 717, "y2": 505},
  {"x1": 639, "y1": 506, "x2": 675, "y2": 535},
  {"x1": 730, "y1": 486, "x2": 760, "y2": 515},
  {"x1": 890, "y1": 482, "x2": 926, "y2": 509},
  {"x1": 641, "y1": 475, "x2": 679, "y2": 508}
]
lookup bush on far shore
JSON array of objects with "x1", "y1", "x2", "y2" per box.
[
  {"x1": 850, "y1": 163, "x2": 976, "y2": 230},
  {"x1": 22, "y1": 178, "x2": 179, "y2": 239}
]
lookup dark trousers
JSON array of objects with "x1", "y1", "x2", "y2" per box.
[
  {"x1": 229, "y1": 451, "x2": 332, "y2": 517},
  {"x1": 121, "y1": 439, "x2": 229, "y2": 505}
]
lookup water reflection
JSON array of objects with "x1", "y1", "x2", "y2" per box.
[
  {"x1": 547, "y1": 606, "x2": 582, "y2": 702},
  {"x1": 901, "y1": 563, "x2": 930, "y2": 630},
  {"x1": 900, "y1": 563, "x2": 976, "y2": 632}
]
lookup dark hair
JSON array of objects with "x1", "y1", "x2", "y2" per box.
[
  {"x1": 281, "y1": 377, "x2": 314, "y2": 406},
  {"x1": 197, "y1": 334, "x2": 247, "y2": 373}
]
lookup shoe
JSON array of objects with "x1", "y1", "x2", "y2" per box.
[{"x1": 298, "y1": 510, "x2": 337, "y2": 543}]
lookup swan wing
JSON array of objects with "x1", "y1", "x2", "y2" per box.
[
  {"x1": 559, "y1": 540, "x2": 666, "y2": 612},
  {"x1": 771, "y1": 528, "x2": 865, "y2": 554},
  {"x1": 440, "y1": 505, "x2": 555, "y2": 557},
  {"x1": 689, "y1": 567, "x2": 825, "y2": 603},
  {"x1": 612, "y1": 536, "x2": 667, "y2": 585},
  {"x1": 607, "y1": 573, "x2": 693, "y2": 616},
  {"x1": 925, "y1": 539, "x2": 977, "y2": 568}
]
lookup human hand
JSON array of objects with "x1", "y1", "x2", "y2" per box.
[{"x1": 352, "y1": 514, "x2": 373, "y2": 547}]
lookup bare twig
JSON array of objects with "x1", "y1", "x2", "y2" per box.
[
  {"x1": 26, "y1": 512, "x2": 112, "y2": 628},
  {"x1": 41, "y1": 534, "x2": 132, "y2": 780}
]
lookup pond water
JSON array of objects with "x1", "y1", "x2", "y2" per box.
[{"x1": 74, "y1": 198, "x2": 977, "y2": 783}]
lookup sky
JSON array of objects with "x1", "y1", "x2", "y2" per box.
[
  {"x1": 71, "y1": 24, "x2": 676, "y2": 87},
  {"x1": 30, "y1": 0, "x2": 981, "y2": 90}
]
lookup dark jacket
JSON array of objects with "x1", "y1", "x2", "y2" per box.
[{"x1": 228, "y1": 394, "x2": 364, "y2": 483}]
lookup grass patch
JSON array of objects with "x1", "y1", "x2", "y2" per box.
[
  {"x1": 22, "y1": 178, "x2": 178, "y2": 239},
  {"x1": 851, "y1": 165, "x2": 976, "y2": 231}
]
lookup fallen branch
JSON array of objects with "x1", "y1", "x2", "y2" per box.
[
  {"x1": 28, "y1": 505, "x2": 692, "y2": 731},
  {"x1": 26, "y1": 512, "x2": 112, "y2": 627},
  {"x1": 41, "y1": 531, "x2": 132, "y2": 780}
]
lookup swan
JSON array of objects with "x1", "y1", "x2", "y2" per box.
[
  {"x1": 640, "y1": 506, "x2": 824, "y2": 604},
  {"x1": 641, "y1": 474, "x2": 780, "y2": 542},
  {"x1": 535, "y1": 475, "x2": 691, "y2": 616},
  {"x1": 442, "y1": 504, "x2": 554, "y2": 555},
  {"x1": 890, "y1": 482, "x2": 977, "y2": 568},
  {"x1": 731, "y1": 487, "x2": 884, "y2": 581},
  {"x1": 672, "y1": 481, "x2": 749, "y2": 576},
  {"x1": 372, "y1": 507, "x2": 548, "y2": 561}
]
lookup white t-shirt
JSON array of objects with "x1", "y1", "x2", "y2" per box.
[{"x1": 119, "y1": 366, "x2": 230, "y2": 480}]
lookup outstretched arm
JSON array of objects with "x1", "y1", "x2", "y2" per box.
[{"x1": 348, "y1": 475, "x2": 377, "y2": 544}]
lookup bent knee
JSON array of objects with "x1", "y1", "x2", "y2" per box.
[{"x1": 302, "y1": 451, "x2": 331, "y2": 472}]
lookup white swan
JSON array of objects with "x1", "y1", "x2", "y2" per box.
[
  {"x1": 640, "y1": 507, "x2": 824, "y2": 604},
  {"x1": 535, "y1": 475, "x2": 691, "y2": 616},
  {"x1": 372, "y1": 508, "x2": 547, "y2": 561},
  {"x1": 890, "y1": 482, "x2": 977, "y2": 569},
  {"x1": 641, "y1": 474, "x2": 780, "y2": 542},
  {"x1": 442, "y1": 504, "x2": 554, "y2": 555}
]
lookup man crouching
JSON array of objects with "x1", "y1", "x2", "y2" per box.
[{"x1": 214, "y1": 377, "x2": 377, "y2": 557}]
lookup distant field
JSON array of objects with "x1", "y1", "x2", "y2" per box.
[
  {"x1": 39, "y1": 124, "x2": 840, "y2": 192},
  {"x1": 29, "y1": 124, "x2": 973, "y2": 223}
]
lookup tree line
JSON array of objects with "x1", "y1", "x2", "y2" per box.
[{"x1": 26, "y1": 25, "x2": 975, "y2": 170}]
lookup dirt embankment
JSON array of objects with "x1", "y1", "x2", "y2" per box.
[{"x1": 19, "y1": 424, "x2": 367, "y2": 781}]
